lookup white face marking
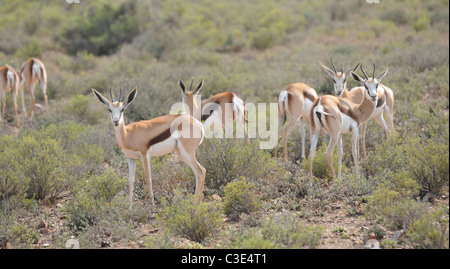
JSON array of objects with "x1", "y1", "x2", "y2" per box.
[
  {"x1": 363, "y1": 79, "x2": 379, "y2": 102},
  {"x1": 332, "y1": 73, "x2": 348, "y2": 96},
  {"x1": 108, "y1": 102, "x2": 125, "y2": 126}
]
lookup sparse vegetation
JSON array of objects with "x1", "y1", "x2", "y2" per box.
[{"x1": 0, "y1": 0, "x2": 448, "y2": 250}]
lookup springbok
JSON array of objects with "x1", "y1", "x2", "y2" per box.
[
  {"x1": 274, "y1": 83, "x2": 318, "y2": 161},
  {"x1": 178, "y1": 79, "x2": 248, "y2": 142},
  {"x1": 309, "y1": 64, "x2": 389, "y2": 180},
  {"x1": 19, "y1": 57, "x2": 48, "y2": 117},
  {"x1": 92, "y1": 87, "x2": 206, "y2": 209},
  {"x1": 319, "y1": 59, "x2": 394, "y2": 159},
  {"x1": 0, "y1": 65, "x2": 22, "y2": 126}
]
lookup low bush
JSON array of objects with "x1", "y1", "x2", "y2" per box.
[
  {"x1": 197, "y1": 138, "x2": 277, "y2": 192},
  {"x1": 226, "y1": 213, "x2": 323, "y2": 249},
  {"x1": 157, "y1": 191, "x2": 223, "y2": 243},
  {"x1": 223, "y1": 177, "x2": 262, "y2": 219}
]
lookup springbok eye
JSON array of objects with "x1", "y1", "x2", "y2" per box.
[
  {"x1": 107, "y1": 108, "x2": 112, "y2": 113},
  {"x1": 332, "y1": 78, "x2": 336, "y2": 84},
  {"x1": 364, "y1": 84, "x2": 368, "y2": 90}
]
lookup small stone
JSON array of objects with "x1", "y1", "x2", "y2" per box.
[
  {"x1": 212, "y1": 194, "x2": 222, "y2": 201},
  {"x1": 39, "y1": 228, "x2": 50, "y2": 235},
  {"x1": 35, "y1": 220, "x2": 46, "y2": 230}
]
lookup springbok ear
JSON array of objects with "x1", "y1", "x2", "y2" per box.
[
  {"x1": 92, "y1": 89, "x2": 110, "y2": 107},
  {"x1": 193, "y1": 79, "x2": 204, "y2": 95},
  {"x1": 319, "y1": 61, "x2": 336, "y2": 79},
  {"x1": 178, "y1": 80, "x2": 186, "y2": 93},
  {"x1": 123, "y1": 87, "x2": 138, "y2": 108},
  {"x1": 346, "y1": 62, "x2": 361, "y2": 78},
  {"x1": 351, "y1": 72, "x2": 365, "y2": 85},
  {"x1": 376, "y1": 68, "x2": 389, "y2": 82}
]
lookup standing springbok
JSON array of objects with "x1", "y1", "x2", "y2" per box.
[
  {"x1": 0, "y1": 65, "x2": 22, "y2": 126},
  {"x1": 19, "y1": 57, "x2": 48, "y2": 117},
  {"x1": 319, "y1": 59, "x2": 394, "y2": 159},
  {"x1": 92, "y1": 87, "x2": 206, "y2": 209},
  {"x1": 274, "y1": 83, "x2": 318, "y2": 161},
  {"x1": 178, "y1": 79, "x2": 248, "y2": 142},
  {"x1": 309, "y1": 64, "x2": 389, "y2": 180}
]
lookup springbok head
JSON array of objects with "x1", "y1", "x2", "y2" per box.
[
  {"x1": 319, "y1": 58, "x2": 361, "y2": 96},
  {"x1": 178, "y1": 78, "x2": 204, "y2": 115},
  {"x1": 92, "y1": 87, "x2": 138, "y2": 126},
  {"x1": 351, "y1": 63, "x2": 388, "y2": 102}
]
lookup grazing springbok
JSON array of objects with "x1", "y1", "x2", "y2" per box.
[
  {"x1": 178, "y1": 79, "x2": 248, "y2": 142},
  {"x1": 274, "y1": 82, "x2": 318, "y2": 161},
  {"x1": 19, "y1": 57, "x2": 48, "y2": 117},
  {"x1": 319, "y1": 58, "x2": 394, "y2": 159},
  {"x1": 0, "y1": 65, "x2": 22, "y2": 126},
  {"x1": 92, "y1": 87, "x2": 206, "y2": 209},
  {"x1": 309, "y1": 64, "x2": 389, "y2": 180}
]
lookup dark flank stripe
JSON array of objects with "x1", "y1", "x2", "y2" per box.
[
  {"x1": 147, "y1": 128, "x2": 172, "y2": 148},
  {"x1": 304, "y1": 91, "x2": 316, "y2": 102},
  {"x1": 201, "y1": 101, "x2": 221, "y2": 121},
  {"x1": 377, "y1": 94, "x2": 385, "y2": 108}
]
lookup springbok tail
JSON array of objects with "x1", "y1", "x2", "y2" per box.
[{"x1": 278, "y1": 90, "x2": 288, "y2": 130}]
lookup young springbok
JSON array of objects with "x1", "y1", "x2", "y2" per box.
[
  {"x1": 309, "y1": 64, "x2": 389, "y2": 180},
  {"x1": 319, "y1": 59, "x2": 394, "y2": 159},
  {"x1": 92, "y1": 87, "x2": 206, "y2": 209},
  {"x1": 19, "y1": 57, "x2": 48, "y2": 117},
  {"x1": 178, "y1": 79, "x2": 248, "y2": 142},
  {"x1": 274, "y1": 83, "x2": 318, "y2": 161},
  {"x1": 0, "y1": 65, "x2": 22, "y2": 126}
]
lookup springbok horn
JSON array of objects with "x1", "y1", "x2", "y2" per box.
[
  {"x1": 341, "y1": 64, "x2": 344, "y2": 74},
  {"x1": 119, "y1": 87, "x2": 123, "y2": 102},
  {"x1": 110, "y1": 88, "x2": 114, "y2": 102},
  {"x1": 372, "y1": 63, "x2": 376, "y2": 79},
  {"x1": 361, "y1": 63, "x2": 369, "y2": 80},
  {"x1": 189, "y1": 77, "x2": 194, "y2": 91},
  {"x1": 331, "y1": 58, "x2": 337, "y2": 73}
]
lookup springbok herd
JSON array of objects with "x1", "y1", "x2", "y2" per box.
[{"x1": 1, "y1": 57, "x2": 394, "y2": 209}]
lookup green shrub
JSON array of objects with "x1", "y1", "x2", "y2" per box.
[
  {"x1": 13, "y1": 136, "x2": 79, "y2": 201},
  {"x1": 408, "y1": 208, "x2": 449, "y2": 249},
  {"x1": 64, "y1": 94, "x2": 103, "y2": 125},
  {"x1": 64, "y1": 169, "x2": 126, "y2": 231},
  {"x1": 0, "y1": 136, "x2": 28, "y2": 201},
  {"x1": 59, "y1": 1, "x2": 139, "y2": 55},
  {"x1": 227, "y1": 213, "x2": 323, "y2": 249},
  {"x1": 302, "y1": 143, "x2": 341, "y2": 180},
  {"x1": 365, "y1": 132, "x2": 449, "y2": 197},
  {"x1": 157, "y1": 191, "x2": 223, "y2": 243},
  {"x1": 223, "y1": 177, "x2": 261, "y2": 219},
  {"x1": 249, "y1": 27, "x2": 278, "y2": 50},
  {"x1": 197, "y1": 138, "x2": 277, "y2": 192},
  {"x1": 412, "y1": 10, "x2": 430, "y2": 32}
]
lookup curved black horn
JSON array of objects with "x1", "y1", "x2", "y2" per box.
[
  {"x1": 372, "y1": 63, "x2": 376, "y2": 79},
  {"x1": 110, "y1": 88, "x2": 114, "y2": 102},
  {"x1": 119, "y1": 87, "x2": 123, "y2": 102},
  {"x1": 361, "y1": 63, "x2": 369, "y2": 80},
  {"x1": 331, "y1": 58, "x2": 337, "y2": 73}
]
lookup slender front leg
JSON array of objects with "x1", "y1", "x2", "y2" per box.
[
  {"x1": 337, "y1": 135, "x2": 343, "y2": 180},
  {"x1": 142, "y1": 154, "x2": 155, "y2": 208},
  {"x1": 352, "y1": 128, "x2": 359, "y2": 176},
  {"x1": 299, "y1": 118, "x2": 306, "y2": 159},
  {"x1": 309, "y1": 129, "x2": 320, "y2": 179},
  {"x1": 127, "y1": 158, "x2": 136, "y2": 210},
  {"x1": 361, "y1": 122, "x2": 366, "y2": 160},
  {"x1": 0, "y1": 91, "x2": 5, "y2": 122},
  {"x1": 28, "y1": 83, "x2": 35, "y2": 118}
]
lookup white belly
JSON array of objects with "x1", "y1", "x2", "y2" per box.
[
  {"x1": 340, "y1": 114, "x2": 357, "y2": 134},
  {"x1": 301, "y1": 99, "x2": 314, "y2": 121},
  {"x1": 148, "y1": 137, "x2": 177, "y2": 157}
]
